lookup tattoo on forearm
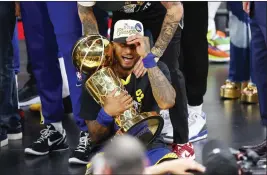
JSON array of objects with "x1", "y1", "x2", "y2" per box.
[
  {"x1": 151, "y1": 2, "x2": 183, "y2": 58},
  {"x1": 148, "y1": 67, "x2": 176, "y2": 108},
  {"x1": 78, "y1": 4, "x2": 99, "y2": 35},
  {"x1": 86, "y1": 120, "x2": 110, "y2": 143}
]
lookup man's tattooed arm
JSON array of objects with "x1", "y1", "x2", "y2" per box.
[
  {"x1": 78, "y1": 4, "x2": 99, "y2": 35},
  {"x1": 147, "y1": 67, "x2": 176, "y2": 109},
  {"x1": 85, "y1": 120, "x2": 111, "y2": 143},
  {"x1": 151, "y1": 2, "x2": 183, "y2": 58}
]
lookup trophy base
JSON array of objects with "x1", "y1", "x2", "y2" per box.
[{"x1": 116, "y1": 112, "x2": 164, "y2": 146}]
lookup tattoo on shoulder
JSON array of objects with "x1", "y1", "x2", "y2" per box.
[{"x1": 78, "y1": 4, "x2": 99, "y2": 35}]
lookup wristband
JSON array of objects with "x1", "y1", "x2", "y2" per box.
[
  {"x1": 142, "y1": 53, "x2": 157, "y2": 68},
  {"x1": 96, "y1": 108, "x2": 113, "y2": 127}
]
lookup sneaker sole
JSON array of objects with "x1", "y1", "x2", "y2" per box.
[
  {"x1": 68, "y1": 157, "x2": 89, "y2": 165},
  {"x1": 19, "y1": 96, "x2": 40, "y2": 107},
  {"x1": 0, "y1": 138, "x2": 8, "y2": 147},
  {"x1": 189, "y1": 130, "x2": 208, "y2": 143},
  {"x1": 25, "y1": 147, "x2": 69, "y2": 156},
  {"x1": 8, "y1": 133, "x2": 23, "y2": 140},
  {"x1": 209, "y1": 56, "x2": 230, "y2": 62}
]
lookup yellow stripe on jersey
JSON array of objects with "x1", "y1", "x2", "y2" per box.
[
  {"x1": 154, "y1": 152, "x2": 178, "y2": 165},
  {"x1": 120, "y1": 74, "x2": 132, "y2": 85}
]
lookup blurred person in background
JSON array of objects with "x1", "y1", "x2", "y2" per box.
[
  {"x1": 89, "y1": 135, "x2": 205, "y2": 175},
  {"x1": 0, "y1": 2, "x2": 22, "y2": 147},
  {"x1": 220, "y1": 2, "x2": 258, "y2": 104},
  {"x1": 240, "y1": 1, "x2": 267, "y2": 157}
]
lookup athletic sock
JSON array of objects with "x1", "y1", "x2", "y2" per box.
[
  {"x1": 51, "y1": 122, "x2": 63, "y2": 134},
  {"x1": 188, "y1": 104, "x2": 203, "y2": 116}
]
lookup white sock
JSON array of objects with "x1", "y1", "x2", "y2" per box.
[
  {"x1": 58, "y1": 57, "x2": 70, "y2": 98},
  {"x1": 51, "y1": 122, "x2": 63, "y2": 134},
  {"x1": 208, "y1": 2, "x2": 222, "y2": 38},
  {"x1": 188, "y1": 104, "x2": 203, "y2": 116}
]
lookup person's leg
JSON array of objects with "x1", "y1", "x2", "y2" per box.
[
  {"x1": 251, "y1": 2, "x2": 267, "y2": 127},
  {"x1": 21, "y1": 2, "x2": 69, "y2": 156},
  {"x1": 20, "y1": 2, "x2": 64, "y2": 124},
  {"x1": 93, "y1": 6, "x2": 109, "y2": 37},
  {"x1": 179, "y1": 2, "x2": 208, "y2": 143},
  {"x1": 46, "y1": 1, "x2": 90, "y2": 164},
  {"x1": 240, "y1": 2, "x2": 267, "y2": 155},
  {"x1": 13, "y1": 19, "x2": 20, "y2": 75},
  {"x1": 46, "y1": 1, "x2": 86, "y2": 131},
  {"x1": 0, "y1": 2, "x2": 22, "y2": 147}
]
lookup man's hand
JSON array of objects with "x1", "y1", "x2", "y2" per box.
[
  {"x1": 126, "y1": 34, "x2": 151, "y2": 58},
  {"x1": 243, "y1": 2, "x2": 250, "y2": 14},
  {"x1": 103, "y1": 89, "x2": 133, "y2": 116},
  {"x1": 144, "y1": 159, "x2": 206, "y2": 175},
  {"x1": 133, "y1": 58, "x2": 147, "y2": 78}
]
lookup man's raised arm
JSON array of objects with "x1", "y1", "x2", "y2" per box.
[
  {"x1": 127, "y1": 35, "x2": 176, "y2": 110},
  {"x1": 151, "y1": 2, "x2": 183, "y2": 58},
  {"x1": 77, "y1": 2, "x2": 99, "y2": 35}
]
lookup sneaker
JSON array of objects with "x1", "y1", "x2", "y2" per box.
[
  {"x1": 25, "y1": 124, "x2": 68, "y2": 155},
  {"x1": 172, "y1": 142, "x2": 195, "y2": 160},
  {"x1": 208, "y1": 44, "x2": 230, "y2": 62},
  {"x1": 18, "y1": 79, "x2": 40, "y2": 107},
  {"x1": 0, "y1": 127, "x2": 8, "y2": 147},
  {"x1": 188, "y1": 110, "x2": 208, "y2": 143},
  {"x1": 69, "y1": 131, "x2": 93, "y2": 165},
  {"x1": 239, "y1": 139, "x2": 267, "y2": 156},
  {"x1": 207, "y1": 30, "x2": 230, "y2": 51},
  {"x1": 7, "y1": 119, "x2": 22, "y2": 140},
  {"x1": 160, "y1": 110, "x2": 173, "y2": 144}
]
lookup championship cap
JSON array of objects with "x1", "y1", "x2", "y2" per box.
[{"x1": 113, "y1": 20, "x2": 144, "y2": 43}]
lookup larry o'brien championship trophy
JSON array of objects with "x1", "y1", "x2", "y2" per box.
[{"x1": 72, "y1": 34, "x2": 163, "y2": 145}]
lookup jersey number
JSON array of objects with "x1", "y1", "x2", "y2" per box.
[{"x1": 136, "y1": 89, "x2": 144, "y2": 102}]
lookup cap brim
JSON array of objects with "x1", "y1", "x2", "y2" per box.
[{"x1": 113, "y1": 37, "x2": 128, "y2": 44}]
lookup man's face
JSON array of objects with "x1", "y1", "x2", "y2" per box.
[{"x1": 113, "y1": 42, "x2": 140, "y2": 70}]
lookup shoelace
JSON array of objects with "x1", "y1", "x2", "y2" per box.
[
  {"x1": 75, "y1": 132, "x2": 90, "y2": 153},
  {"x1": 35, "y1": 126, "x2": 56, "y2": 143}
]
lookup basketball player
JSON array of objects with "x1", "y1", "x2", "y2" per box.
[
  {"x1": 77, "y1": 1, "x2": 195, "y2": 159},
  {"x1": 80, "y1": 19, "x2": 184, "y2": 167}
]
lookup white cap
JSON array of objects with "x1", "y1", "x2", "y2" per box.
[
  {"x1": 77, "y1": 1, "x2": 95, "y2": 7},
  {"x1": 113, "y1": 20, "x2": 144, "y2": 43}
]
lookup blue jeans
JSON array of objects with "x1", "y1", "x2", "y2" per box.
[{"x1": 0, "y1": 2, "x2": 20, "y2": 127}]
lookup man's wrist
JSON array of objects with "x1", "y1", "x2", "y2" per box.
[
  {"x1": 142, "y1": 53, "x2": 157, "y2": 68},
  {"x1": 96, "y1": 108, "x2": 113, "y2": 127}
]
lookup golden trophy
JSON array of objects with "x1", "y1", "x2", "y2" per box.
[{"x1": 72, "y1": 35, "x2": 163, "y2": 145}]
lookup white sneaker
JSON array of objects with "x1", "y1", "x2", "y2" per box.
[
  {"x1": 188, "y1": 109, "x2": 208, "y2": 143},
  {"x1": 160, "y1": 110, "x2": 173, "y2": 144}
]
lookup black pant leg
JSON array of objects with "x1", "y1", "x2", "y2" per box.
[{"x1": 180, "y1": 2, "x2": 209, "y2": 106}]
